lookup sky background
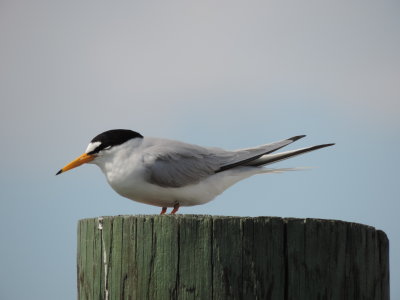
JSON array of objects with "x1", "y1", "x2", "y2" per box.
[{"x1": 1, "y1": 0, "x2": 399, "y2": 299}]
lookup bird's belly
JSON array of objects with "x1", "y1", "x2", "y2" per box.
[
  {"x1": 108, "y1": 177, "x2": 216, "y2": 208},
  {"x1": 105, "y1": 167, "x2": 260, "y2": 208}
]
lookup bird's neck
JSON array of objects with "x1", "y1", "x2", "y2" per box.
[{"x1": 96, "y1": 139, "x2": 142, "y2": 183}]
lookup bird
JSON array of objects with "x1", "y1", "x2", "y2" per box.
[{"x1": 56, "y1": 129, "x2": 334, "y2": 214}]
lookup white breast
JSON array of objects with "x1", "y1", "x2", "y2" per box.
[{"x1": 93, "y1": 138, "x2": 263, "y2": 208}]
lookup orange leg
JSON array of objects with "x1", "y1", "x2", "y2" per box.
[
  {"x1": 160, "y1": 207, "x2": 167, "y2": 215},
  {"x1": 170, "y1": 203, "x2": 180, "y2": 214}
]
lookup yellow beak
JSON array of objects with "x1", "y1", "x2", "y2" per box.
[{"x1": 56, "y1": 153, "x2": 95, "y2": 175}]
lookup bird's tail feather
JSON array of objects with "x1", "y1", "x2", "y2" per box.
[
  {"x1": 247, "y1": 144, "x2": 335, "y2": 167},
  {"x1": 216, "y1": 135, "x2": 306, "y2": 173},
  {"x1": 262, "y1": 167, "x2": 312, "y2": 173}
]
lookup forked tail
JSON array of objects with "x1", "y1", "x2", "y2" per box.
[{"x1": 246, "y1": 143, "x2": 335, "y2": 167}]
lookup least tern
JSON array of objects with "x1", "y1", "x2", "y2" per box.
[{"x1": 57, "y1": 129, "x2": 334, "y2": 214}]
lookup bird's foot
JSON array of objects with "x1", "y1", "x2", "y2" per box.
[
  {"x1": 170, "y1": 203, "x2": 180, "y2": 214},
  {"x1": 160, "y1": 207, "x2": 167, "y2": 215}
]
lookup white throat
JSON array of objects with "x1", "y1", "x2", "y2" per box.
[{"x1": 93, "y1": 139, "x2": 143, "y2": 182}]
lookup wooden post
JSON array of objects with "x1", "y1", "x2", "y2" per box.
[{"x1": 77, "y1": 215, "x2": 389, "y2": 300}]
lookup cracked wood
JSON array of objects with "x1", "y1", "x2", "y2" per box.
[{"x1": 77, "y1": 215, "x2": 389, "y2": 300}]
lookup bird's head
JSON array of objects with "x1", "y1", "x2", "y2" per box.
[{"x1": 56, "y1": 129, "x2": 143, "y2": 175}]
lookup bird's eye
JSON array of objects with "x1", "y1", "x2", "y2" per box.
[{"x1": 104, "y1": 146, "x2": 112, "y2": 150}]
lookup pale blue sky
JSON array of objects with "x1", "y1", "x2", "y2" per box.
[{"x1": 1, "y1": 0, "x2": 399, "y2": 299}]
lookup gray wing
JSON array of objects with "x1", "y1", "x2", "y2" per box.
[
  {"x1": 143, "y1": 144, "x2": 222, "y2": 187},
  {"x1": 143, "y1": 136, "x2": 305, "y2": 187}
]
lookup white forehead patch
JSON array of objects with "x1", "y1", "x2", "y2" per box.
[{"x1": 85, "y1": 141, "x2": 101, "y2": 153}]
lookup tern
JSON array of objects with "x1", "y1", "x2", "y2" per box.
[{"x1": 57, "y1": 129, "x2": 334, "y2": 214}]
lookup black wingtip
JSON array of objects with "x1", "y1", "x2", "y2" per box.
[
  {"x1": 323, "y1": 143, "x2": 335, "y2": 147},
  {"x1": 310, "y1": 143, "x2": 335, "y2": 150},
  {"x1": 56, "y1": 169, "x2": 62, "y2": 176},
  {"x1": 289, "y1": 135, "x2": 306, "y2": 142}
]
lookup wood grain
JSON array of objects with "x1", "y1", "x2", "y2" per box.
[{"x1": 77, "y1": 215, "x2": 389, "y2": 300}]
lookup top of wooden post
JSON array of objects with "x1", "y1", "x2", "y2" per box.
[{"x1": 78, "y1": 215, "x2": 389, "y2": 300}]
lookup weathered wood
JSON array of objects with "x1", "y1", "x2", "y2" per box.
[{"x1": 77, "y1": 215, "x2": 389, "y2": 300}]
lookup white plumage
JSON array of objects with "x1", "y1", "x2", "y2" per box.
[{"x1": 57, "y1": 130, "x2": 334, "y2": 214}]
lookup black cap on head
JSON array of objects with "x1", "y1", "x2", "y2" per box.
[{"x1": 88, "y1": 129, "x2": 143, "y2": 154}]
